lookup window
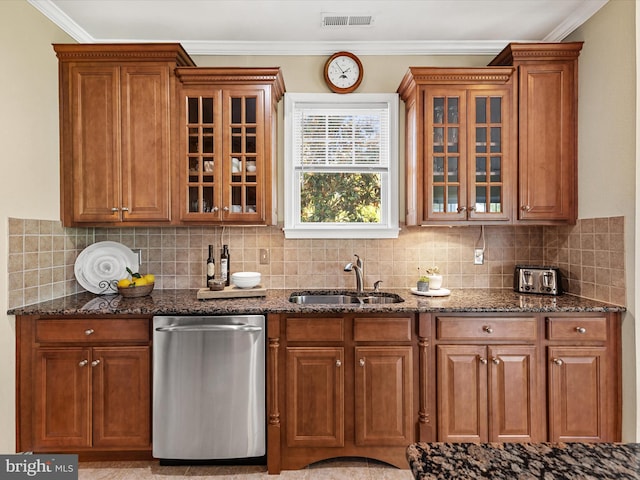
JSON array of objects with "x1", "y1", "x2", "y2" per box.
[{"x1": 284, "y1": 93, "x2": 399, "y2": 238}]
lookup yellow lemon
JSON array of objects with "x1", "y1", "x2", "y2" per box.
[
  {"x1": 117, "y1": 278, "x2": 131, "y2": 288},
  {"x1": 144, "y1": 273, "x2": 155, "y2": 284},
  {"x1": 132, "y1": 277, "x2": 147, "y2": 287}
]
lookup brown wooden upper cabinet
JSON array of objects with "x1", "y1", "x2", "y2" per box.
[
  {"x1": 398, "y1": 42, "x2": 583, "y2": 226},
  {"x1": 398, "y1": 68, "x2": 516, "y2": 225},
  {"x1": 54, "y1": 44, "x2": 195, "y2": 227},
  {"x1": 174, "y1": 68, "x2": 285, "y2": 225},
  {"x1": 490, "y1": 42, "x2": 583, "y2": 224}
]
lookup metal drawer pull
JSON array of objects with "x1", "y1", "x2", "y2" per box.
[
  {"x1": 78, "y1": 360, "x2": 88, "y2": 367},
  {"x1": 84, "y1": 329, "x2": 94, "y2": 336},
  {"x1": 359, "y1": 358, "x2": 365, "y2": 367},
  {"x1": 479, "y1": 357, "x2": 488, "y2": 365},
  {"x1": 111, "y1": 207, "x2": 119, "y2": 212},
  {"x1": 482, "y1": 325, "x2": 493, "y2": 334},
  {"x1": 492, "y1": 357, "x2": 501, "y2": 365},
  {"x1": 575, "y1": 326, "x2": 587, "y2": 334},
  {"x1": 553, "y1": 358, "x2": 564, "y2": 366},
  {"x1": 121, "y1": 207, "x2": 129, "y2": 212},
  {"x1": 335, "y1": 359, "x2": 342, "y2": 367},
  {"x1": 91, "y1": 359, "x2": 101, "y2": 367}
]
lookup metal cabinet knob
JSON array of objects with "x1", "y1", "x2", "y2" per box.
[
  {"x1": 457, "y1": 206, "x2": 467, "y2": 213},
  {"x1": 223, "y1": 206, "x2": 230, "y2": 212},
  {"x1": 482, "y1": 325, "x2": 493, "y2": 334},
  {"x1": 84, "y1": 329, "x2": 94, "y2": 336},
  {"x1": 212, "y1": 206, "x2": 219, "y2": 212},
  {"x1": 553, "y1": 358, "x2": 564, "y2": 366},
  {"x1": 335, "y1": 359, "x2": 342, "y2": 367},
  {"x1": 575, "y1": 326, "x2": 587, "y2": 334},
  {"x1": 492, "y1": 357, "x2": 501, "y2": 365},
  {"x1": 521, "y1": 205, "x2": 532, "y2": 212},
  {"x1": 78, "y1": 360, "x2": 88, "y2": 367},
  {"x1": 111, "y1": 207, "x2": 119, "y2": 212},
  {"x1": 91, "y1": 359, "x2": 101, "y2": 367},
  {"x1": 468, "y1": 206, "x2": 476, "y2": 212},
  {"x1": 121, "y1": 207, "x2": 129, "y2": 212},
  {"x1": 479, "y1": 357, "x2": 488, "y2": 365},
  {"x1": 359, "y1": 358, "x2": 366, "y2": 367}
]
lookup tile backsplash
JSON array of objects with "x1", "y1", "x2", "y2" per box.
[{"x1": 7, "y1": 216, "x2": 626, "y2": 309}]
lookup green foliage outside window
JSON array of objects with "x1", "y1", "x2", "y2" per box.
[{"x1": 300, "y1": 172, "x2": 381, "y2": 223}]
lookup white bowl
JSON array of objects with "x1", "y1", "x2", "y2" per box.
[{"x1": 231, "y1": 272, "x2": 261, "y2": 289}]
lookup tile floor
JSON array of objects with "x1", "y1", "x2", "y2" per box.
[{"x1": 78, "y1": 458, "x2": 414, "y2": 479}]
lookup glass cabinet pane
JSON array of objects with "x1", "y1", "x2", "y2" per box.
[
  {"x1": 186, "y1": 95, "x2": 218, "y2": 214},
  {"x1": 228, "y1": 94, "x2": 260, "y2": 215},
  {"x1": 472, "y1": 95, "x2": 504, "y2": 215},
  {"x1": 430, "y1": 94, "x2": 462, "y2": 216}
]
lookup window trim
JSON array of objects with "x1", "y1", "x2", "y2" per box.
[{"x1": 283, "y1": 93, "x2": 400, "y2": 239}]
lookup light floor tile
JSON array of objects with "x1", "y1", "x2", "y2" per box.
[{"x1": 78, "y1": 459, "x2": 413, "y2": 480}]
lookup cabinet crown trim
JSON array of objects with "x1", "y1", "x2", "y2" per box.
[
  {"x1": 53, "y1": 43, "x2": 195, "y2": 66},
  {"x1": 175, "y1": 67, "x2": 286, "y2": 100}
]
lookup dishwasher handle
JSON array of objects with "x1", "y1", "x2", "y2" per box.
[{"x1": 155, "y1": 324, "x2": 263, "y2": 333}]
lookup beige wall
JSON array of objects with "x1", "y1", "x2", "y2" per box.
[
  {"x1": 0, "y1": 0, "x2": 73, "y2": 454},
  {"x1": 1, "y1": 0, "x2": 637, "y2": 454},
  {"x1": 567, "y1": 0, "x2": 638, "y2": 442}
]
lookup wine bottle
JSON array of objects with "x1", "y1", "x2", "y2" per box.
[
  {"x1": 206, "y1": 245, "x2": 215, "y2": 285},
  {"x1": 221, "y1": 244, "x2": 230, "y2": 286}
]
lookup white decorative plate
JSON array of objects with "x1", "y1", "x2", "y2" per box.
[
  {"x1": 74, "y1": 241, "x2": 139, "y2": 294},
  {"x1": 410, "y1": 287, "x2": 451, "y2": 297}
]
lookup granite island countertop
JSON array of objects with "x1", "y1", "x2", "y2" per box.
[
  {"x1": 7, "y1": 288, "x2": 626, "y2": 317},
  {"x1": 406, "y1": 442, "x2": 640, "y2": 479}
]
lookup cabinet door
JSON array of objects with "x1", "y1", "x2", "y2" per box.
[
  {"x1": 354, "y1": 346, "x2": 413, "y2": 446},
  {"x1": 179, "y1": 88, "x2": 224, "y2": 221},
  {"x1": 92, "y1": 347, "x2": 151, "y2": 448},
  {"x1": 120, "y1": 65, "x2": 171, "y2": 222},
  {"x1": 70, "y1": 65, "x2": 121, "y2": 223},
  {"x1": 467, "y1": 89, "x2": 512, "y2": 222},
  {"x1": 223, "y1": 87, "x2": 266, "y2": 223},
  {"x1": 437, "y1": 345, "x2": 487, "y2": 442},
  {"x1": 423, "y1": 88, "x2": 468, "y2": 221},
  {"x1": 518, "y1": 62, "x2": 576, "y2": 222},
  {"x1": 285, "y1": 347, "x2": 344, "y2": 447},
  {"x1": 488, "y1": 345, "x2": 541, "y2": 442},
  {"x1": 548, "y1": 346, "x2": 608, "y2": 442},
  {"x1": 33, "y1": 348, "x2": 91, "y2": 449}
]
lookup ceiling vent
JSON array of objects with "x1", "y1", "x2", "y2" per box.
[{"x1": 322, "y1": 14, "x2": 374, "y2": 27}]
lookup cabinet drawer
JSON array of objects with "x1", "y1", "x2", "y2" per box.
[
  {"x1": 35, "y1": 318, "x2": 150, "y2": 343},
  {"x1": 547, "y1": 317, "x2": 607, "y2": 341},
  {"x1": 286, "y1": 318, "x2": 344, "y2": 342},
  {"x1": 436, "y1": 316, "x2": 537, "y2": 341},
  {"x1": 354, "y1": 317, "x2": 412, "y2": 342}
]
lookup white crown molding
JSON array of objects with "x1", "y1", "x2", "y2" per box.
[
  {"x1": 543, "y1": 0, "x2": 609, "y2": 41},
  {"x1": 27, "y1": 0, "x2": 93, "y2": 42},
  {"x1": 179, "y1": 40, "x2": 514, "y2": 56}
]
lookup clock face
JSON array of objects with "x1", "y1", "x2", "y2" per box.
[{"x1": 324, "y1": 52, "x2": 363, "y2": 93}]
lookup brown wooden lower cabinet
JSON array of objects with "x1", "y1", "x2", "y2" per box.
[
  {"x1": 436, "y1": 344, "x2": 542, "y2": 442},
  {"x1": 268, "y1": 313, "x2": 421, "y2": 474},
  {"x1": 17, "y1": 315, "x2": 152, "y2": 459}
]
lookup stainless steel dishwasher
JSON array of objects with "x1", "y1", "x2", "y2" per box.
[{"x1": 152, "y1": 315, "x2": 265, "y2": 461}]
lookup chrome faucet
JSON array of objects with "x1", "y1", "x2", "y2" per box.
[{"x1": 344, "y1": 254, "x2": 364, "y2": 292}]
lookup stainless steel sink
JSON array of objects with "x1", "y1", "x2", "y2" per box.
[
  {"x1": 289, "y1": 294, "x2": 361, "y2": 304},
  {"x1": 288, "y1": 292, "x2": 404, "y2": 305}
]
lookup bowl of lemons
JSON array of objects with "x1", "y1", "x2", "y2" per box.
[{"x1": 117, "y1": 268, "x2": 155, "y2": 298}]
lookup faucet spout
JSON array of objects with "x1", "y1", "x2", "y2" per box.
[{"x1": 344, "y1": 254, "x2": 364, "y2": 292}]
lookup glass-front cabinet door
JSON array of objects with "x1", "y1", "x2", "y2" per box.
[
  {"x1": 224, "y1": 88, "x2": 264, "y2": 223},
  {"x1": 175, "y1": 67, "x2": 284, "y2": 225},
  {"x1": 423, "y1": 85, "x2": 512, "y2": 222}
]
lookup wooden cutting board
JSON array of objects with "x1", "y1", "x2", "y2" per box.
[{"x1": 197, "y1": 286, "x2": 267, "y2": 300}]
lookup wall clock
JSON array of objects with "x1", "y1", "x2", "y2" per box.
[{"x1": 324, "y1": 51, "x2": 364, "y2": 94}]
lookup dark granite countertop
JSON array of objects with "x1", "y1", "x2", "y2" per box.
[
  {"x1": 406, "y1": 442, "x2": 640, "y2": 479},
  {"x1": 7, "y1": 288, "x2": 625, "y2": 317}
]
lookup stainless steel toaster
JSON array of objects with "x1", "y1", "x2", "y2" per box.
[{"x1": 514, "y1": 265, "x2": 562, "y2": 295}]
